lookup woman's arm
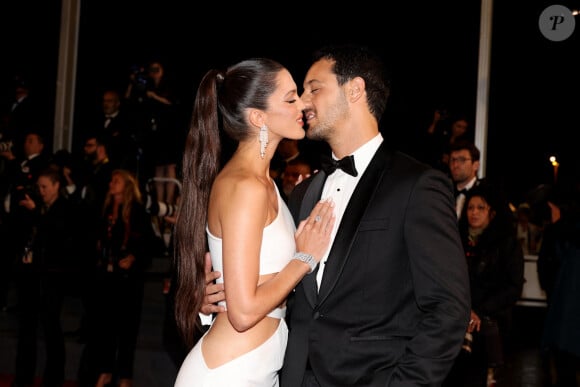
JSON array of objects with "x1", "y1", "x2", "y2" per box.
[{"x1": 217, "y1": 179, "x2": 333, "y2": 332}]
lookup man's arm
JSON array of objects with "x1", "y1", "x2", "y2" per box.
[
  {"x1": 200, "y1": 252, "x2": 226, "y2": 318},
  {"x1": 394, "y1": 169, "x2": 471, "y2": 385}
]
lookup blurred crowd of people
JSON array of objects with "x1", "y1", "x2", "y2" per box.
[{"x1": 0, "y1": 70, "x2": 170, "y2": 387}]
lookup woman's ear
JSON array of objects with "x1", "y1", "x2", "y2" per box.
[{"x1": 248, "y1": 109, "x2": 264, "y2": 130}]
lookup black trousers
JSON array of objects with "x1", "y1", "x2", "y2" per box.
[
  {"x1": 14, "y1": 271, "x2": 66, "y2": 386},
  {"x1": 90, "y1": 271, "x2": 144, "y2": 379}
]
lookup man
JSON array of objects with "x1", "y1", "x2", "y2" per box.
[
  {"x1": 270, "y1": 138, "x2": 303, "y2": 181},
  {"x1": 203, "y1": 45, "x2": 470, "y2": 386},
  {"x1": 97, "y1": 89, "x2": 138, "y2": 172},
  {"x1": 419, "y1": 109, "x2": 472, "y2": 175},
  {"x1": 448, "y1": 140, "x2": 484, "y2": 219},
  {"x1": 0, "y1": 76, "x2": 45, "y2": 161},
  {"x1": 3, "y1": 131, "x2": 50, "y2": 251},
  {"x1": 73, "y1": 134, "x2": 114, "y2": 211},
  {"x1": 280, "y1": 156, "x2": 312, "y2": 203},
  {"x1": 67, "y1": 135, "x2": 113, "y2": 327}
]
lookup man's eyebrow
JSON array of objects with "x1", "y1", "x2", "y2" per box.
[{"x1": 305, "y1": 79, "x2": 322, "y2": 87}]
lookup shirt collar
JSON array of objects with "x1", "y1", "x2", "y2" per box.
[
  {"x1": 463, "y1": 176, "x2": 478, "y2": 191},
  {"x1": 332, "y1": 132, "x2": 383, "y2": 177}
]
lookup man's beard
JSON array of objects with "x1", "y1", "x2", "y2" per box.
[{"x1": 305, "y1": 94, "x2": 348, "y2": 142}]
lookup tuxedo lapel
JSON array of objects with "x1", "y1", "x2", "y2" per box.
[
  {"x1": 318, "y1": 143, "x2": 391, "y2": 304},
  {"x1": 299, "y1": 171, "x2": 327, "y2": 307},
  {"x1": 299, "y1": 171, "x2": 326, "y2": 222}
]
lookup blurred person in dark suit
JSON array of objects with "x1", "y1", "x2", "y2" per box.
[
  {"x1": 0, "y1": 75, "x2": 46, "y2": 161},
  {"x1": 280, "y1": 156, "x2": 312, "y2": 203},
  {"x1": 270, "y1": 138, "x2": 303, "y2": 181},
  {"x1": 449, "y1": 140, "x2": 485, "y2": 219},
  {"x1": 537, "y1": 179, "x2": 580, "y2": 387},
  {"x1": 68, "y1": 134, "x2": 114, "y2": 372},
  {"x1": 72, "y1": 134, "x2": 115, "y2": 216},
  {"x1": 96, "y1": 89, "x2": 139, "y2": 173}
]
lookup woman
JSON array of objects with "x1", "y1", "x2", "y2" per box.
[
  {"x1": 445, "y1": 183, "x2": 524, "y2": 386},
  {"x1": 173, "y1": 58, "x2": 335, "y2": 386},
  {"x1": 91, "y1": 169, "x2": 154, "y2": 387}
]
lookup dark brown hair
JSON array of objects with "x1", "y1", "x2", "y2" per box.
[
  {"x1": 312, "y1": 44, "x2": 391, "y2": 122},
  {"x1": 174, "y1": 58, "x2": 285, "y2": 348}
]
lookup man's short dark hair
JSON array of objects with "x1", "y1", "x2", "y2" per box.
[{"x1": 449, "y1": 140, "x2": 480, "y2": 162}]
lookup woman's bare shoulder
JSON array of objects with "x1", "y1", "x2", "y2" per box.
[{"x1": 213, "y1": 171, "x2": 267, "y2": 202}]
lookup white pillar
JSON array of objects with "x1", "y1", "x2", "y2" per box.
[
  {"x1": 474, "y1": 0, "x2": 493, "y2": 177},
  {"x1": 53, "y1": 0, "x2": 80, "y2": 152}
]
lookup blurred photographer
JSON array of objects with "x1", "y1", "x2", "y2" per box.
[
  {"x1": 124, "y1": 65, "x2": 148, "y2": 104},
  {"x1": 123, "y1": 60, "x2": 182, "y2": 198},
  {"x1": 1, "y1": 132, "x2": 50, "y2": 280},
  {"x1": 418, "y1": 106, "x2": 473, "y2": 175},
  {"x1": 11, "y1": 167, "x2": 79, "y2": 387},
  {"x1": 6, "y1": 132, "x2": 50, "y2": 206}
]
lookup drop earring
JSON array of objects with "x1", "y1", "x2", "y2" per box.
[{"x1": 259, "y1": 124, "x2": 269, "y2": 159}]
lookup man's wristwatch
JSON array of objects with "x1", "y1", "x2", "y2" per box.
[{"x1": 293, "y1": 252, "x2": 317, "y2": 274}]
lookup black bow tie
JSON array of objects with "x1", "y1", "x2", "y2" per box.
[
  {"x1": 320, "y1": 154, "x2": 358, "y2": 177},
  {"x1": 454, "y1": 187, "x2": 468, "y2": 198}
]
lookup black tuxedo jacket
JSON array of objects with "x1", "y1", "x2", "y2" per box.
[
  {"x1": 2, "y1": 96, "x2": 43, "y2": 159},
  {"x1": 9, "y1": 153, "x2": 50, "y2": 202},
  {"x1": 98, "y1": 111, "x2": 139, "y2": 169},
  {"x1": 281, "y1": 143, "x2": 471, "y2": 387}
]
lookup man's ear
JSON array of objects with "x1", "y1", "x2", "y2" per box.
[{"x1": 348, "y1": 77, "x2": 365, "y2": 102}]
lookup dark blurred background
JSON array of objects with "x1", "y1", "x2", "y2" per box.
[{"x1": 1, "y1": 0, "x2": 579, "y2": 204}]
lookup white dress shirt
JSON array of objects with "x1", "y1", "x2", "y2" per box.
[
  {"x1": 316, "y1": 133, "x2": 383, "y2": 289},
  {"x1": 456, "y1": 176, "x2": 478, "y2": 219}
]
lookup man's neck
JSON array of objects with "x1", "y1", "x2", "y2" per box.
[
  {"x1": 457, "y1": 176, "x2": 477, "y2": 191},
  {"x1": 330, "y1": 129, "x2": 380, "y2": 159}
]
